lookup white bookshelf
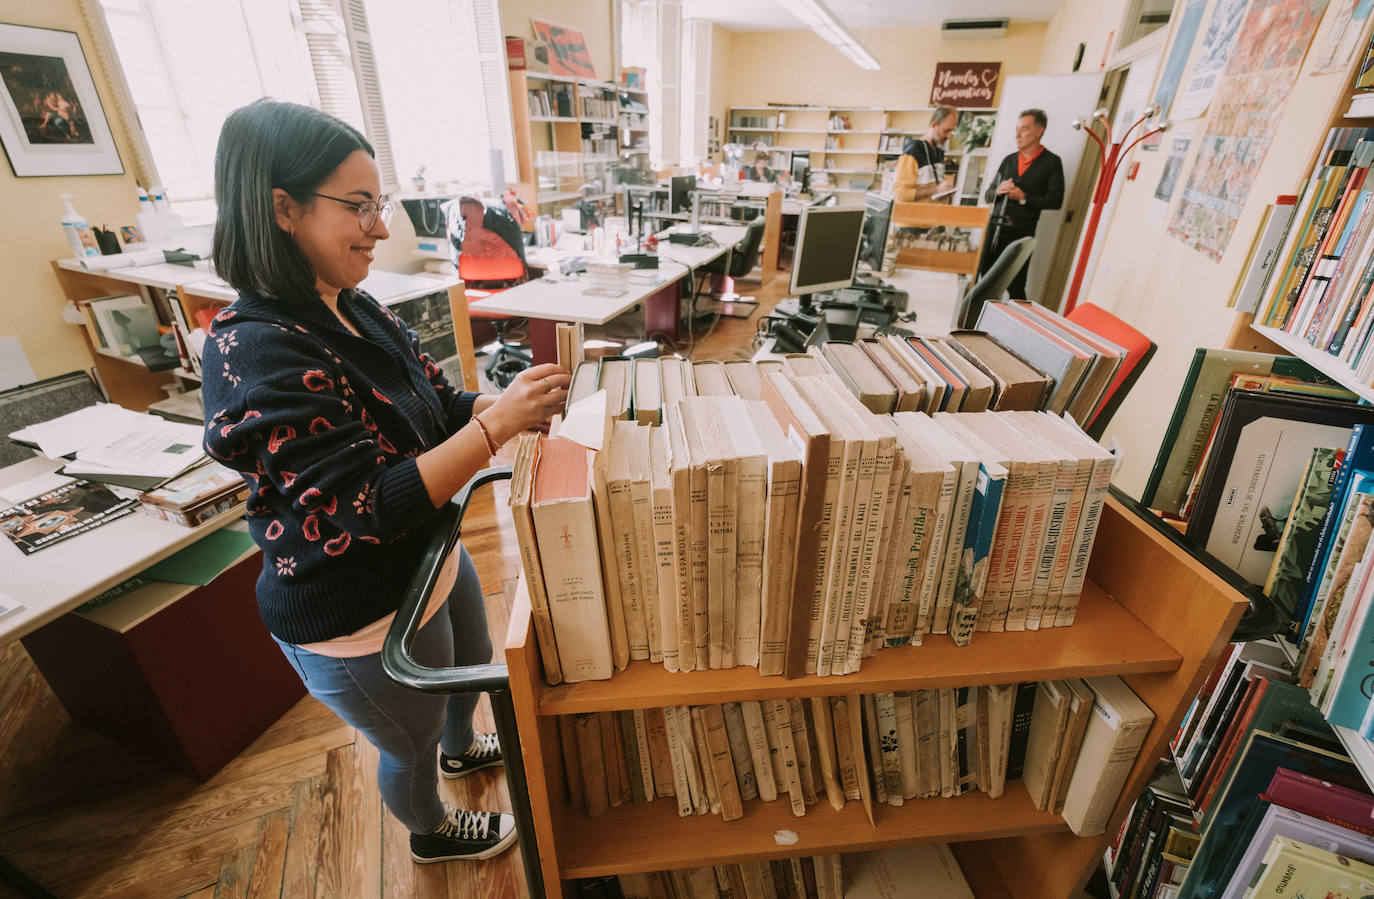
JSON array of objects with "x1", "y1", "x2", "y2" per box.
[
  {"x1": 1250, "y1": 324, "x2": 1374, "y2": 404},
  {"x1": 1334, "y1": 725, "x2": 1374, "y2": 793}
]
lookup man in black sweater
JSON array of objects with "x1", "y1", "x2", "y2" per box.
[{"x1": 981, "y1": 108, "x2": 1065, "y2": 303}]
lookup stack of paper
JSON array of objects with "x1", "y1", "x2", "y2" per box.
[
  {"x1": 584, "y1": 262, "x2": 631, "y2": 298},
  {"x1": 10, "y1": 403, "x2": 208, "y2": 490}
]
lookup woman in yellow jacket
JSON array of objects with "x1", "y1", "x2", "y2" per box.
[{"x1": 893, "y1": 106, "x2": 956, "y2": 202}]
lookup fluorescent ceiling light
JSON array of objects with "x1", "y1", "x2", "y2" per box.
[{"x1": 776, "y1": 0, "x2": 880, "y2": 70}]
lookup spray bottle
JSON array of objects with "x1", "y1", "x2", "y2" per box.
[{"x1": 60, "y1": 194, "x2": 100, "y2": 259}]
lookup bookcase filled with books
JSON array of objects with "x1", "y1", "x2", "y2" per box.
[
  {"x1": 510, "y1": 69, "x2": 624, "y2": 220},
  {"x1": 1206, "y1": 29, "x2": 1374, "y2": 805},
  {"x1": 1129, "y1": 327, "x2": 1374, "y2": 894},
  {"x1": 728, "y1": 105, "x2": 995, "y2": 202},
  {"x1": 501, "y1": 352, "x2": 1249, "y2": 898}
]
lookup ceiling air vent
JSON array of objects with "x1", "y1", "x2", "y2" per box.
[{"x1": 941, "y1": 18, "x2": 1010, "y2": 39}]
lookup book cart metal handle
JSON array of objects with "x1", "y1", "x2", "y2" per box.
[
  {"x1": 381, "y1": 466, "x2": 544, "y2": 898},
  {"x1": 1108, "y1": 485, "x2": 1285, "y2": 644}
]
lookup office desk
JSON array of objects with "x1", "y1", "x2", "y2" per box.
[
  {"x1": 475, "y1": 224, "x2": 747, "y2": 363},
  {"x1": 1, "y1": 456, "x2": 304, "y2": 780}
]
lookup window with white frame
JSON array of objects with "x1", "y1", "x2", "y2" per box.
[
  {"x1": 680, "y1": 18, "x2": 710, "y2": 166},
  {"x1": 92, "y1": 0, "x2": 513, "y2": 216}
]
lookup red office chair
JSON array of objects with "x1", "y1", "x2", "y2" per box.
[
  {"x1": 452, "y1": 197, "x2": 531, "y2": 388},
  {"x1": 1064, "y1": 302, "x2": 1156, "y2": 441}
]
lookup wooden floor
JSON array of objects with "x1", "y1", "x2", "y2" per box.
[{"x1": 0, "y1": 275, "x2": 786, "y2": 899}]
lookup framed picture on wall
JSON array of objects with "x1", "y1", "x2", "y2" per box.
[
  {"x1": 0, "y1": 23, "x2": 123, "y2": 177},
  {"x1": 530, "y1": 19, "x2": 598, "y2": 80}
]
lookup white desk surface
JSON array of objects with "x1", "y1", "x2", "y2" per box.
[
  {"x1": 474, "y1": 224, "x2": 747, "y2": 325},
  {"x1": 0, "y1": 455, "x2": 250, "y2": 645},
  {"x1": 56, "y1": 258, "x2": 219, "y2": 292},
  {"x1": 58, "y1": 258, "x2": 459, "y2": 307}
]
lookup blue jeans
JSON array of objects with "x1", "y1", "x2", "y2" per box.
[{"x1": 274, "y1": 545, "x2": 493, "y2": 834}]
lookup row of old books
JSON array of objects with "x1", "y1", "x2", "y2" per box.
[
  {"x1": 972, "y1": 299, "x2": 1131, "y2": 425},
  {"x1": 556, "y1": 675, "x2": 1152, "y2": 838},
  {"x1": 1250, "y1": 128, "x2": 1374, "y2": 381},
  {"x1": 568, "y1": 301, "x2": 1124, "y2": 424},
  {"x1": 513, "y1": 366, "x2": 1114, "y2": 684},
  {"x1": 818, "y1": 332, "x2": 1050, "y2": 415},
  {"x1": 572, "y1": 844, "x2": 974, "y2": 899}
]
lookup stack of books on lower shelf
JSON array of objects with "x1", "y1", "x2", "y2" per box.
[
  {"x1": 1101, "y1": 762, "x2": 1197, "y2": 899},
  {"x1": 1121, "y1": 632, "x2": 1374, "y2": 898},
  {"x1": 514, "y1": 356, "x2": 1114, "y2": 686},
  {"x1": 572, "y1": 843, "x2": 974, "y2": 899},
  {"x1": 555, "y1": 674, "x2": 1153, "y2": 839}
]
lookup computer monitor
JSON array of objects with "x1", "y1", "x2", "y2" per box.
[
  {"x1": 790, "y1": 156, "x2": 810, "y2": 193},
  {"x1": 670, "y1": 174, "x2": 696, "y2": 214},
  {"x1": 859, "y1": 192, "x2": 894, "y2": 273},
  {"x1": 789, "y1": 204, "x2": 865, "y2": 297}
]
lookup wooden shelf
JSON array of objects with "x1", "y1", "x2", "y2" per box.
[
  {"x1": 554, "y1": 780, "x2": 1064, "y2": 879},
  {"x1": 506, "y1": 493, "x2": 1249, "y2": 896},
  {"x1": 530, "y1": 115, "x2": 579, "y2": 123},
  {"x1": 1250, "y1": 324, "x2": 1374, "y2": 403},
  {"x1": 536, "y1": 585, "x2": 1180, "y2": 715}
]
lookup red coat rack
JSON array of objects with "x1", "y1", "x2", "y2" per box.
[{"x1": 1063, "y1": 105, "x2": 1167, "y2": 315}]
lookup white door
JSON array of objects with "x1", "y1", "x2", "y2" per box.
[
  {"x1": 984, "y1": 73, "x2": 1106, "y2": 305},
  {"x1": 1077, "y1": 53, "x2": 1161, "y2": 306}
]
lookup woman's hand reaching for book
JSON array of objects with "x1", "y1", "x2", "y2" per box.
[{"x1": 480, "y1": 363, "x2": 571, "y2": 445}]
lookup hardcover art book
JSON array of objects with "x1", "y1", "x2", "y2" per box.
[{"x1": 1185, "y1": 390, "x2": 1374, "y2": 587}]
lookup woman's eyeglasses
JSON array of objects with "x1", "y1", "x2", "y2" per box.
[{"x1": 308, "y1": 192, "x2": 395, "y2": 231}]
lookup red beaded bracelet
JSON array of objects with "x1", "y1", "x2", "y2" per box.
[{"x1": 473, "y1": 415, "x2": 500, "y2": 455}]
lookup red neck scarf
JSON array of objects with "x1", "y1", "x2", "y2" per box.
[{"x1": 1017, "y1": 146, "x2": 1044, "y2": 177}]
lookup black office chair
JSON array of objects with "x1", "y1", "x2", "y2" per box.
[
  {"x1": 958, "y1": 236, "x2": 1034, "y2": 329},
  {"x1": 696, "y1": 216, "x2": 766, "y2": 310}
]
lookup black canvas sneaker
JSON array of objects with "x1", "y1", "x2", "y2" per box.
[
  {"x1": 410, "y1": 805, "x2": 517, "y2": 863},
  {"x1": 440, "y1": 731, "x2": 503, "y2": 779}
]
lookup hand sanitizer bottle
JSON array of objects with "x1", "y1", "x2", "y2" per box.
[
  {"x1": 60, "y1": 194, "x2": 100, "y2": 259},
  {"x1": 150, "y1": 186, "x2": 184, "y2": 237},
  {"x1": 135, "y1": 187, "x2": 167, "y2": 242}
]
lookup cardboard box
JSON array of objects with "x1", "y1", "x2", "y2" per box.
[
  {"x1": 506, "y1": 36, "x2": 549, "y2": 73},
  {"x1": 620, "y1": 66, "x2": 646, "y2": 89}
]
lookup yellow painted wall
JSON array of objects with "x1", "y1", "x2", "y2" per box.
[
  {"x1": 1074, "y1": 1, "x2": 1359, "y2": 497},
  {"x1": 0, "y1": 0, "x2": 145, "y2": 382},
  {"x1": 1039, "y1": 0, "x2": 1130, "y2": 75},
  {"x1": 499, "y1": 0, "x2": 616, "y2": 84},
  {"x1": 724, "y1": 23, "x2": 1048, "y2": 112}
]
